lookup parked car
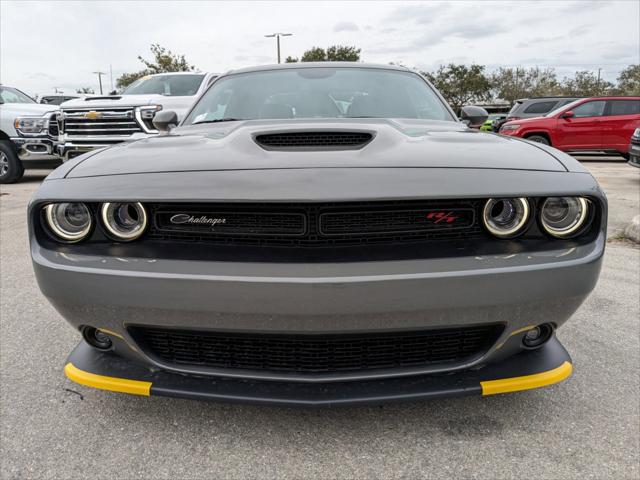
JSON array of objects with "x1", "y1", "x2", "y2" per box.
[
  {"x1": 499, "y1": 97, "x2": 640, "y2": 158},
  {"x1": 506, "y1": 97, "x2": 581, "y2": 121},
  {"x1": 629, "y1": 127, "x2": 640, "y2": 167},
  {"x1": 30, "y1": 63, "x2": 606, "y2": 406},
  {"x1": 480, "y1": 113, "x2": 507, "y2": 132},
  {"x1": 40, "y1": 94, "x2": 82, "y2": 105},
  {"x1": 0, "y1": 85, "x2": 61, "y2": 183},
  {"x1": 56, "y1": 72, "x2": 218, "y2": 160}
]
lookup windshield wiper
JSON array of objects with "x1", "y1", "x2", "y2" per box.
[{"x1": 192, "y1": 118, "x2": 244, "y2": 125}]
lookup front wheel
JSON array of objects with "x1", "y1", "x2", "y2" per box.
[
  {"x1": 0, "y1": 141, "x2": 24, "y2": 184},
  {"x1": 526, "y1": 135, "x2": 550, "y2": 146}
]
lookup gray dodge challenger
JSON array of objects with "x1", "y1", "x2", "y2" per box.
[{"x1": 30, "y1": 63, "x2": 606, "y2": 405}]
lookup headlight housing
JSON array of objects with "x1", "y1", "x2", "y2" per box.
[
  {"x1": 540, "y1": 197, "x2": 590, "y2": 238},
  {"x1": 43, "y1": 203, "x2": 93, "y2": 242},
  {"x1": 101, "y1": 202, "x2": 148, "y2": 241},
  {"x1": 482, "y1": 198, "x2": 530, "y2": 238},
  {"x1": 14, "y1": 116, "x2": 49, "y2": 136},
  {"x1": 135, "y1": 105, "x2": 163, "y2": 133},
  {"x1": 500, "y1": 124, "x2": 520, "y2": 131}
]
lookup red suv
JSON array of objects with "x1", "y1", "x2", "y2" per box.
[{"x1": 499, "y1": 97, "x2": 640, "y2": 159}]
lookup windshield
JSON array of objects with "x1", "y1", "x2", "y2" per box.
[
  {"x1": 0, "y1": 86, "x2": 35, "y2": 104},
  {"x1": 544, "y1": 99, "x2": 582, "y2": 117},
  {"x1": 183, "y1": 67, "x2": 455, "y2": 124},
  {"x1": 122, "y1": 74, "x2": 205, "y2": 96}
]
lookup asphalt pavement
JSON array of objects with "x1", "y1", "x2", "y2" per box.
[{"x1": 1, "y1": 161, "x2": 638, "y2": 480}]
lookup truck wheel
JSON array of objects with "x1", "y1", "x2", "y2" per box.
[
  {"x1": 0, "y1": 141, "x2": 24, "y2": 184},
  {"x1": 526, "y1": 135, "x2": 550, "y2": 146}
]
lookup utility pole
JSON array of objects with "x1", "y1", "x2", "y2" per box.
[
  {"x1": 109, "y1": 64, "x2": 114, "y2": 92},
  {"x1": 264, "y1": 32, "x2": 292, "y2": 63},
  {"x1": 92, "y1": 71, "x2": 106, "y2": 94},
  {"x1": 597, "y1": 68, "x2": 602, "y2": 94}
]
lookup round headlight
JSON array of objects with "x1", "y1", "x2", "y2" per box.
[
  {"x1": 101, "y1": 202, "x2": 147, "y2": 241},
  {"x1": 43, "y1": 203, "x2": 92, "y2": 242},
  {"x1": 482, "y1": 198, "x2": 530, "y2": 238},
  {"x1": 540, "y1": 197, "x2": 589, "y2": 237}
]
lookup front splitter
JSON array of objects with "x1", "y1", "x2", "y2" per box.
[{"x1": 64, "y1": 338, "x2": 572, "y2": 406}]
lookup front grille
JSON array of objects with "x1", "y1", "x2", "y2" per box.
[
  {"x1": 255, "y1": 131, "x2": 373, "y2": 150},
  {"x1": 129, "y1": 325, "x2": 503, "y2": 374},
  {"x1": 61, "y1": 108, "x2": 142, "y2": 137},
  {"x1": 147, "y1": 200, "x2": 484, "y2": 247}
]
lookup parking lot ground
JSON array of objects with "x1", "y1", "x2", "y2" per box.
[{"x1": 1, "y1": 162, "x2": 639, "y2": 479}]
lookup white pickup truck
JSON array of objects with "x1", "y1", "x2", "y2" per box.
[
  {"x1": 0, "y1": 85, "x2": 61, "y2": 183},
  {"x1": 57, "y1": 72, "x2": 217, "y2": 160}
]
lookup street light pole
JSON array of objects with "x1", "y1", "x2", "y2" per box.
[
  {"x1": 92, "y1": 71, "x2": 106, "y2": 94},
  {"x1": 264, "y1": 33, "x2": 292, "y2": 63}
]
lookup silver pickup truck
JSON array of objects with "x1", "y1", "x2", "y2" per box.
[
  {"x1": 57, "y1": 72, "x2": 217, "y2": 160},
  {"x1": 0, "y1": 85, "x2": 61, "y2": 183}
]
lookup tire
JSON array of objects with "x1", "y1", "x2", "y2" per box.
[
  {"x1": 526, "y1": 135, "x2": 550, "y2": 146},
  {"x1": 621, "y1": 152, "x2": 630, "y2": 161},
  {"x1": 0, "y1": 141, "x2": 24, "y2": 184}
]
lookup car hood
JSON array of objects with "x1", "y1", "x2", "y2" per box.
[
  {"x1": 1, "y1": 103, "x2": 58, "y2": 115},
  {"x1": 60, "y1": 94, "x2": 195, "y2": 119},
  {"x1": 62, "y1": 118, "x2": 573, "y2": 179}
]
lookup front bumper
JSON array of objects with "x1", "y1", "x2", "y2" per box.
[
  {"x1": 11, "y1": 137, "x2": 60, "y2": 162},
  {"x1": 33, "y1": 232, "x2": 604, "y2": 384},
  {"x1": 64, "y1": 336, "x2": 573, "y2": 406},
  {"x1": 58, "y1": 132, "x2": 155, "y2": 161}
]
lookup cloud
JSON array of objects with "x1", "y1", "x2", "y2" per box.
[{"x1": 333, "y1": 21, "x2": 359, "y2": 32}]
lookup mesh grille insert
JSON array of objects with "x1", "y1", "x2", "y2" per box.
[
  {"x1": 129, "y1": 325, "x2": 504, "y2": 375},
  {"x1": 255, "y1": 132, "x2": 373, "y2": 149},
  {"x1": 147, "y1": 199, "x2": 484, "y2": 248}
]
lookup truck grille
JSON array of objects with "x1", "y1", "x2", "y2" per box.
[
  {"x1": 61, "y1": 108, "x2": 143, "y2": 137},
  {"x1": 147, "y1": 200, "x2": 483, "y2": 247},
  {"x1": 129, "y1": 325, "x2": 503, "y2": 375}
]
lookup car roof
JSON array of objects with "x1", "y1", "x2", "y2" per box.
[{"x1": 225, "y1": 62, "x2": 413, "y2": 76}]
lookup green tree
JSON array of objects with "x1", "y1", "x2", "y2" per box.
[
  {"x1": 325, "y1": 45, "x2": 361, "y2": 61},
  {"x1": 288, "y1": 45, "x2": 361, "y2": 63},
  {"x1": 76, "y1": 87, "x2": 95, "y2": 94},
  {"x1": 423, "y1": 64, "x2": 491, "y2": 112},
  {"x1": 300, "y1": 46, "x2": 328, "y2": 62},
  {"x1": 561, "y1": 70, "x2": 614, "y2": 96},
  {"x1": 116, "y1": 43, "x2": 197, "y2": 89},
  {"x1": 613, "y1": 64, "x2": 640, "y2": 95},
  {"x1": 490, "y1": 67, "x2": 561, "y2": 103}
]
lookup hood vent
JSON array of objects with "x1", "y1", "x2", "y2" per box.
[
  {"x1": 255, "y1": 131, "x2": 373, "y2": 151},
  {"x1": 85, "y1": 96, "x2": 122, "y2": 101}
]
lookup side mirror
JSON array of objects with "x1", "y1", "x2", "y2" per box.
[
  {"x1": 152, "y1": 110, "x2": 179, "y2": 133},
  {"x1": 561, "y1": 110, "x2": 574, "y2": 119},
  {"x1": 460, "y1": 105, "x2": 489, "y2": 128}
]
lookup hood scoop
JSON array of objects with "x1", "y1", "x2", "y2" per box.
[
  {"x1": 85, "y1": 96, "x2": 122, "y2": 101},
  {"x1": 254, "y1": 131, "x2": 373, "y2": 151}
]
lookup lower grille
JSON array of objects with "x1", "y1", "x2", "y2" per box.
[{"x1": 129, "y1": 325, "x2": 503, "y2": 375}]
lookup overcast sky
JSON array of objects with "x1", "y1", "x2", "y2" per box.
[{"x1": 1, "y1": 0, "x2": 638, "y2": 96}]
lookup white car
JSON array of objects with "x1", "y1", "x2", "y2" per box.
[
  {"x1": 57, "y1": 72, "x2": 218, "y2": 160},
  {"x1": 0, "y1": 85, "x2": 61, "y2": 183}
]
